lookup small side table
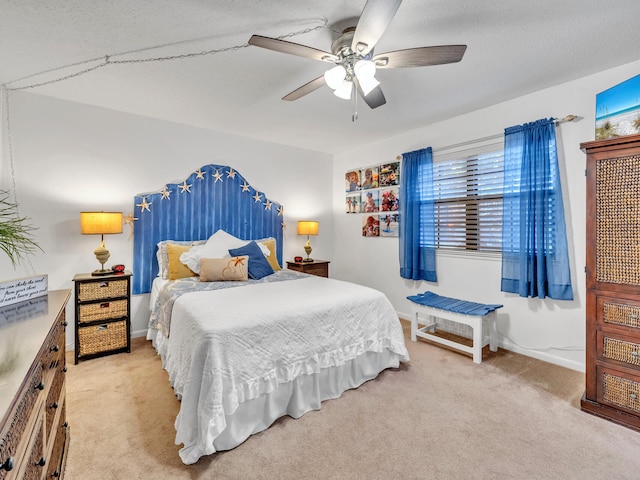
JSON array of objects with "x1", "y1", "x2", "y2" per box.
[
  {"x1": 73, "y1": 271, "x2": 132, "y2": 364},
  {"x1": 286, "y1": 260, "x2": 330, "y2": 278}
]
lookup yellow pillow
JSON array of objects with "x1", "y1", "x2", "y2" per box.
[
  {"x1": 200, "y1": 256, "x2": 249, "y2": 282},
  {"x1": 167, "y1": 243, "x2": 197, "y2": 280},
  {"x1": 258, "y1": 238, "x2": 281, "y2": 271}
]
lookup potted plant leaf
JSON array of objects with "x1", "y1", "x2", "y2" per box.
[{"x1": 0, "y1": 189, "x2": 41, "y2": 267}]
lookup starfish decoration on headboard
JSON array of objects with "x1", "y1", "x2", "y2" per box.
[
  {"x1": 124, "y1": 212, "x2": 138, "y2": 240},
  {"x1": 136, "y1": 197, "x2": 151, "y2": 213},
  {"x1": 227, "y1": 168, "x2": 237, "y2": 179},
  {"x1": 277, "y1": 206, "x2": 284, "y2": 216},
  {"x1": 213, "y1": 169, "x2": 223, "y2": 183},
  {"x1": 179, "y1": 180, "x2": 192, "y2": 193},
  {"x1": 241, "y1": 181, "x2": 250, "y2": 192},
  {"x1": 253, "y1": 192, "x2": 262, "y2": 203},
  {"x1": 264, "y1": 200, "x2": 272, "y2": 210},
  {"x1": 195, "y1": 168, "x2": 206, "y2": 180},
  {"x1": 160, "y1": 186, "x2": 171, "y2": 200}
]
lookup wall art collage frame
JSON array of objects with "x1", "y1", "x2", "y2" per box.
[{"x1": 345, "y1": 161, "x2": 400, "y2": 237}]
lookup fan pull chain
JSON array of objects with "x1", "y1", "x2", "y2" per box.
[{"x1": 351, "y1": 82, "x2": 358, "y2": 122}]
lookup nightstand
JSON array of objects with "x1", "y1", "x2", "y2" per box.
[
  {"x1": 286, "y1": 260, "x2": 330, "y2": 278},
  {"x1": 73, "y1": 271, "x2": 132, "y2": 364}
]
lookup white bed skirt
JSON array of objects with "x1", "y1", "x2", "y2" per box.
[{"x1": 147, "y1": 327, "x2": 402, "y2": 464}]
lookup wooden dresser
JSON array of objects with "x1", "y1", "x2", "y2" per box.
[
  {"x1": 0, "y1": 289, "x2": 71, "y2": 479},
  {"x1": 581, "y1": 133, "x2": 640, "y2": 431}
]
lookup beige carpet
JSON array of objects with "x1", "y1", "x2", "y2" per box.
[{"x1": 64, "y1": 321, "x2": 640, "y2": 479}]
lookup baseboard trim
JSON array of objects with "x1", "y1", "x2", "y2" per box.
[{"x1": 397, "y1": 309, "x2": 585, "y2": 372}]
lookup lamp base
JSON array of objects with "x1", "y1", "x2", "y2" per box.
[
  {"x1": 91, "y1": 268, "x2": 114, "y2": 276},
  {"x1": 302, "y1": 257, "x2": 314, "y2": 263}
]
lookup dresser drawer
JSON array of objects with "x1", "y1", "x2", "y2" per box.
[
  {"x1": 78, "y1": 320, "x2": 128, "y2": 357},
  {"x1": 41, "y1": 320, "x2": 64, "y2": 372},
  {"x1": 598, "y1": 366, "x2": 640, "y2": 416},
  {"x1": 0, "y1": 362, "x2": 44, "y2": 477},
  {"x1": 45, "y1": 361, "x2": 65, "y2": 438},
  {"x1": 598, "y1": 331, "x2": 640, "y2": 370},
  {"x1": 78, "y1": 299, "x2": 128, "y2": 324},
  {"x1": 77, "y1": 278, "x2": 128, "y2": 302},
  {"x1": 46, "y1": 403, "x2": 68, "y2": 480},
  {"x1": 20, "y1": 408, "x2": 45, "y2": 480},
  {"x1": 597, "y1": 295, "x2": 640, "y2": 331}
]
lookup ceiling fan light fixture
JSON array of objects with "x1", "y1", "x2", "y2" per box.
[
  {"x1": 324, "y1": 65, "x2": 347, "y2": 90},
  {"x1": 334, "y1": 80, "x2": 353, "y2": 100},
  {"x1": 354, "y1": 59, "x2": 376, "y2": 80}
]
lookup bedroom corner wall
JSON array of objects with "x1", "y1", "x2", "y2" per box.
[
  {"x1": 332, "y1": 58, "x2": 640, "y2": 372},
  {"x1": 0, "y1": 91, "x2": 333, "y2": 350}
]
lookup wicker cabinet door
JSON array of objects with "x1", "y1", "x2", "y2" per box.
[{"x1": 594, "y1": 154, "x2": 640, "y2": 288}]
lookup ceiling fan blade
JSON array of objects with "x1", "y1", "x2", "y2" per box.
[
  {"x1": 356, "y1": 82, "x2": 386, "y2": 109},
  {"x1": 248, "y1": 35, "x2": 338, "y2": 63},
  {"x1": 282, "y1": 76, "x2": 326, "y2": 101},
  {"x1": 373, "y1": 45, "x2": 467, "y2": 69},
  {"x1": 351, "y1": 0, "x2": 403, "y2": 56}
]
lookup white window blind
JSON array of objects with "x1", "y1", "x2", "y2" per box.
[{"x1": 431, "y1": 148, "x2": 504, "y2": 252}]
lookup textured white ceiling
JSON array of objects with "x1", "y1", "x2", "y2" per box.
[{"x1": 2, "y1": 0, "x2": 640, "y2": 154}]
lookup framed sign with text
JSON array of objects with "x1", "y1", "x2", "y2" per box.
[{"x1": 0, "y1": 274, "x2": 48, "y2": 308}]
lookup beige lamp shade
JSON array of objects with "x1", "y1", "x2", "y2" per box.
[
  {"x1": 80, "y1": 212, "x2": 123, "y2": 235},
  {"x1": 297, "y1": 220, "x2": 319, "y2": 236},
  {"x1": 80, "y1": 212, "x2": 123, "y2": 275}
]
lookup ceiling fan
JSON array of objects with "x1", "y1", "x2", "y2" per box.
[{"x1": 248, "y1": 0, "x2": 466, "y2": 120}]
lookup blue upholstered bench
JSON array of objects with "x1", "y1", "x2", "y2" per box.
[{"x1": 407, "y1": 291, "x2": 502, "y2": 364}]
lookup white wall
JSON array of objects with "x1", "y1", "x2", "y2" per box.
[
  {"x1": 332, "y1": 58, "x2": 640, "y2": 372},
  {"x1": 0, "y1": 91, "x2": 333, "y2": 349},
  {"x1": 4, "y1": 58, "x2": 640, "y2": 370}
]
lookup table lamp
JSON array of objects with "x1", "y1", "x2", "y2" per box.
[
  {"x1": 297, "y1": 220, "x2": 318, "y2": 262},
  {"x1": 80, "y1": 211, "x2": 123, "y2": 275}
]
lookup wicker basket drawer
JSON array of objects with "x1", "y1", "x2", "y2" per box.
[
  {"x1": 598, "y1": 367, "x2": 640, "y2": 415},
  {"x1": 77, "y1": 278, "x2": 128, "y2": 302},
  {"x1": 78, "y1": 299, "x2": 128, "y2": 324},
  {"x1": 599, "y1": 296, "x2": 640, "y2": 330},
  {"x1": 599, "y1": 332, "x2": 640, "y2": 368},
  {"x1": 78, "y1": 320, "x2": 128, "y2": 356}
]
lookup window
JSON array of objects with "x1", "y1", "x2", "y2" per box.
[{"x1": 429, "y1": 149, "x2": 504, "y2": 252}]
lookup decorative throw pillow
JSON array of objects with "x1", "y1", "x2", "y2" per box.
[
  {"x1": 166, "y1": 243, "x2": 197, "y2": 280},
  {"x1": 228, "y1": 241, "x2": 275, "y2": 279},
  {"x1": 156, "y1": 239, "x2": 206, "y2": 279},
  {"x1": 180, "y1": 230, "x2": 247, "y2": 274},
  {"x1": 199, "y1": 256, "x2": 249, "y2": 282},
  {"x1": 256, "y1": 237, "x2": 281, "y2": 271}
]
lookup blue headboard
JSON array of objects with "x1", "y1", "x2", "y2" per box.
[{"x1": 132, "y1": 164, "x2": 284, "y2": 294}]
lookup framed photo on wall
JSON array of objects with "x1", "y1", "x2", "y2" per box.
[{"x1": 362, "y1": 215, "x2": 380, "y2": 237}]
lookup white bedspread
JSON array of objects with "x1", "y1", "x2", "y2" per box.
[{"x1": 160, "y1": 275, "x2": 409, "y2": 464}]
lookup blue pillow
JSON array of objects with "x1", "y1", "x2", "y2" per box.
[{"x1": 229, "y1": 241, "x2": 274, "y2": 279}]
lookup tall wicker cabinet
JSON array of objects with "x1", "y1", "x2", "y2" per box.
[{"x1": 581, "y1": 133, "x2": 640, "y2": 431}]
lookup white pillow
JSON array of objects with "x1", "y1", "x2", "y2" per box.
[
  {"x1": 180, "y1": 230, "x2": 247, "y2": 274},
  {"x1": 256, "y1": 241, "x2": 270, "y2": 257}
]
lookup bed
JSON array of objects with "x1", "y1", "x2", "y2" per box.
[{"x1": 134, "y1": 164, "x2": 409, "y2": 464}]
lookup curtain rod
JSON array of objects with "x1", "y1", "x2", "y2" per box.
[{"x1": 395, "y1": 114, "x2": 578, "y2": 160}]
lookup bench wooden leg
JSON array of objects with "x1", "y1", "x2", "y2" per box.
[
  {"x1": 411, "y1": 311, "x2": 417, "y2": 342},
  {"x1": 471, "y1": 316, "x2": 483, "y2": 364},
  {"x1": 488, "y1": 311, "x2": 498, "y2": 353}
]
